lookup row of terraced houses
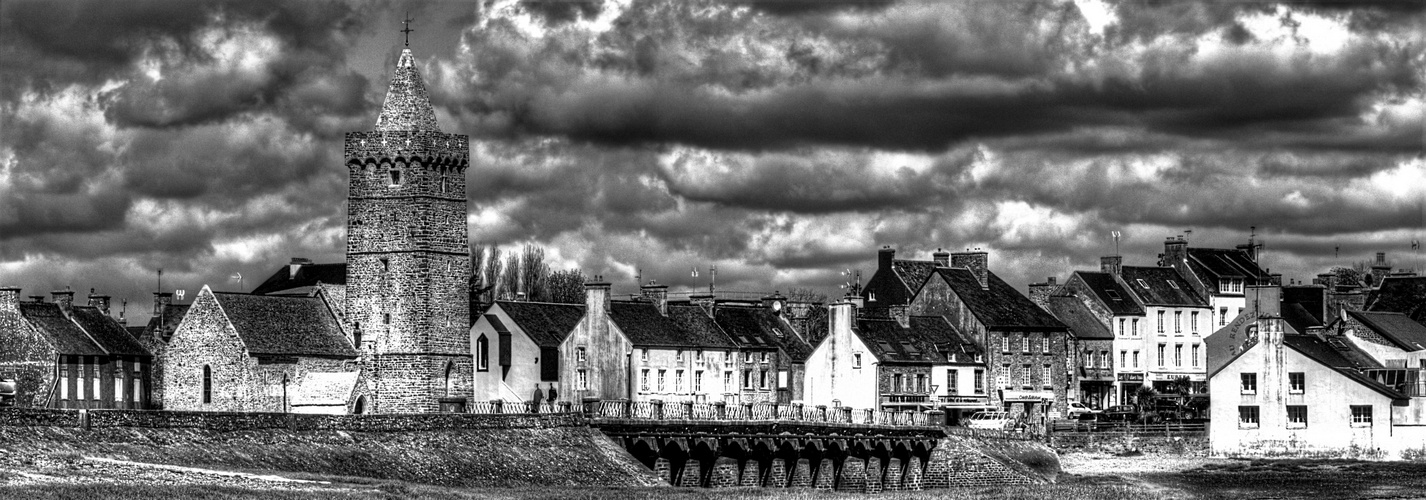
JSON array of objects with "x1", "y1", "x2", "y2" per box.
[{"x1": 4, "y1": 44, "x2": 1425, "y2": 458}]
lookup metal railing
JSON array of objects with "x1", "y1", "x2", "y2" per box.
[
  {"x1": 1049, "y1": 420, "x2": 1208, "y2": 435},
  {"x1": 463, "y1": 399, "x2": 940, "y2": 427}
]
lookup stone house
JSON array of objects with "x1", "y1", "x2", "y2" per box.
[
  {"x1": 164, "y1": 286, "x2": 360, "y2": 412},
  {"x1": 906, "y1": 250, "x2": 1071, "y2": 420},
  {"x1": 860, "y1": 246, "x2": 939, "y2": 309},
  {"x1": 470, "y1": 300, "x2": 584, "y2": 404},
  {"x1": 1043, "y1": 295, "x2": 1115, "y2": 409},
  {"x1": 1047, "y1": 261, "x2": 1146, "y2": 407},
  {"x1": 1207, "y1": 286, "x2": 1425, "y2": 459},
  {"x1": 804, "y1": 299, "x2": 989, "y2": 422},
  {"x1": 133, "y1": 292, "x2": 188, "y2": 409},
  {"x1": 708, "y1": 297, "x2": 812, "y2": 404},
  {"x1": 0, "y1": 287, "x2": 153, "y2": 409}
]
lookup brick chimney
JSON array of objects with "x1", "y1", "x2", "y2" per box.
[
  {"x1": 0, "y1": 287, "x2": 20, "y2": 314},
  {"x1": 87, "y1": 288, "x2": 112, "y2": 317},
  {"x1": 641, "y1": 280, "x2": 669, "y2": 316},
  {"x1": 1028, "y1": 277, "x2": 1058, "y2": 310},
  {"x1": 1162, "y1": 236, "x2": 1190, "y2": 282},
  {"x1": 1100, "y1": 255, "x2": 1122, "y2": 275},
  {"x1": 289, "y1": 257, "x2": 313, "y2": 280},
  {"x1": 889, "y1": 304, "x2": 910, "y2": 328},
  {"x1": 153, "y1": 292, "x2": 174, "y2": 315},
  {"x1": 51, "y1": 288, "x2": 75, "y2": 315},
  {"x1": 932, "y1": 248, "x2": 950, "y2": 267},
  {"x1": 878, "y1": 246, "x2": 895, "y2": 273},
  {"x1": 951, "y1": 249, "x2": 989, "y2": 289}
]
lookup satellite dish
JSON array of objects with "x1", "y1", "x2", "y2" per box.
[{"x1": 175, "y1": 289, "x2": 186, "y2": 300}]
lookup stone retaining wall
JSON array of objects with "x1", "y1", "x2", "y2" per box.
[
  {"x1": 1050, "y1": 432, "x2": 1209, "y2": 456},
  {"x1": 0, "y1": 407, "x2": 582, "y2": 432}
]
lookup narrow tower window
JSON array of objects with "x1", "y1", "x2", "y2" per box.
[
  {"x1": 202, "y1": 365, "x2": 212, "y2": 404},
  {"x1": 390, "y1": 169, "x2": 401, "y2": 185},
  {"x1": 476, "y1": 335, "x2": 489, "y2": 372}
]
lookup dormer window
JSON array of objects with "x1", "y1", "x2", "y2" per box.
[
  {"x1": 1105, "y1": 290, "x2": 1121, "y2": 300},
  {"x1": 1136, "y1": 279, "x2": 1149, "y2": 289},
  {"x1": 1167, "y1": 281, "x2": 1179, "y2": 290}
]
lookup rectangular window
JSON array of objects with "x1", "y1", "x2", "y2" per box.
[
  {"x1": 1220, "y1": 307, "x2": 1228, "y2": 325},
  {"x1": 132, "y1": 378, "x2": 142, "y2": 403},
  {"x1": 1002, "y1": 334, "x2": 1010, "y2": 353},
  {"x1": 1174, "y1": 311, "x2": 1182, "y2": 334},
  {"x1": 1191, "y1": 312, "x2": 1199, "y2": 334},
  {"x1": 1192, "y1": 344, "x2": 1200, "y2": 367},
  {"x1": 1158, "y1": 344, "x2": 1166, "y2": 367},
  {"x1": 744, "y1": 351, "x2": 753, "y2": 363},
  {"x1": 759, "y1": 370, "x2": 768, "y2": 390},
  {"x1": 1118, "y1": 318, "x2": 1125, "y2": 337},
  {"x1": 998, "y1": 364, "x2": 1010, "y2": 387},
  {"x1": 696, "y1": 350, "x2": 704, "y2": 362},
  {"x1": 1350, "y1": 405, "x2": 1373, "y2": 426},
  {"x1": 723, "y1": 371, "x2": 732, "y2": 392},
  {"x1": 676, "y1": 370, "x2": 684, "y2": 393},
  {"x1": 724, "y1": 351, "x2": 731, "y2": 366},
  {"x1": 1021, "y1": 364, "x2": 1032, "y2": 387},
  {"x1": 1022, "y1": 336, "x2": 1029, "y2": 353},
  {"x1": 1287, "y1": 405, "x2": 1307, "y2": 429},
  {"x1": 974, "y1": 370, "x2": 985, "y2": 393},
  {"x1": 59, "y1": 366, "x2": 69, "y2": 400},
  {"x1": 1289, "y1": 372, "x2": 1305, "y2": 393},
  {"x1": 948, "y1": 370, "x2": 958, "y2": 394},
  {"x1": 657, "y1": 370, "x2": 666, "y2": 392},
  {"x1": 893, "y1": 374, "x2": 903, "y2": 392},
  {"x1": 115, "y1": 374, "x2": 124, "y2": 403},
  {"x1": 1133, "y1": 351, "x2": 1140, "y2": 368},
  {"x1": 1174, "y1": 344, "x2": 1183, "y2": 367},
  {"x1": 1042, "y1": 333, "x2": 1051, "y2": 354},
  {"x1": 742, "y1": 370, "x2": 751, "y2": 389},
  {"x1": 676, "y1": 350, "x2": 683, "y2": 362},
  {"x1": 641, "y1": 349, "x2": 649, "y2": 362},
  {"x1": 1241, "y1": 373, "x2": 1257, "y2": 394},
  {"x1": 761, "y1": 352, "x2": 769, "y2": 364},
  {"x1": 91, "y1": 373, "x2": 100, "y2": 401},
  {"x1": 641, "y1": 369, "x2": 649, "y2": 392},
  {"x1": 694, "y1": 370, "x2": 703, "y2": 393},
  {"x1": 1101, "y1": 351, "x2": 1109, "y2": 368},
  {"x1": 1157, "y1": 311, "x2": 1165, "y2": 333},
  {"x1": 1042, "y1": 365, "x2": 1052, "y2": 388},
  {"x1": 1120, "y1": 351, "x2": 1127, "y2": 368},
  {"x1": 577, "y1": 370, "x2": 588, "y2": 390},
  {"x1": 1238, "y1": 406, "x2": 1260, "y2": 428},
  {"x1": 778, "y1": 370, "x2": 788, "y2": 389},
  {"x1": 853, "y1": 353, "x2": 862, "y2": 369},
  {"x1": 576, "y1": 347, "x2": 587, "y2": 365},
  {"x1": 1132, "y1": 319, "x2": 1140, "y2": 336},
  {"x1": 916, "y1": 374, "x2": 926, "y2": 393}
]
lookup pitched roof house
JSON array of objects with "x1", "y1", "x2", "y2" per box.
[{"x1": 0, "y1": 287, "x2": 153, "y2": 409}]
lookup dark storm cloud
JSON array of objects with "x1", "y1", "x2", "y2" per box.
[{"x1": 521, "y1": 0, "x2": 604, "y2": 25}]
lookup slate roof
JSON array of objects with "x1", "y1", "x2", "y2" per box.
[
  {"x1": 496, "y1": 300, "x2": 585, "y2": 347},
  {"x1": 862, "y1": 259, "x2": 937, "y2": 307},
  {"x1": 69, "y1": 306, "x2": 149, "y2": 356},
  {"x1": 375, "y1": 49, "x2": 440, "y2": 132},
  {"x1": 1348, "y1": 310, "x2": 1426, "y2": 352},
  {"x1": 291, "y1": 371, "x2": 360, "y2": 406},
  {"x1": 211, "y1": 292, "x2": 357, "y2": 358},
  {"x1": 250, "y1": 263, "x2": 347, "y2": 296},
  {"x1": 1280, "y1": 303, "x2": 1324, "y2": 335},
  {"x1": 1045, "y1": 296, "x2": 1113, "y2": 341},
  {"x1": 664, "y1": 305, "x2": 738, "y2": 349},
  {"x1": 893, "y1": 260, "x2": 939, "y2": 294},
  {"x1": 1119, "y1": 266, "x2": 1207, "y2": 307},
  {"x1": 609, "y1": 301, "x2": 709, "y2": 348},
  {"x1": 934, "y1": 268, "x2": 1065, "y2": 329},
  {"x1": 713, "y1": 305, "x2": 812, "y2": 359},
  {"x1": 1365, "y1": 276, "x2": 1426, "y2": 324},
  {"x1": 136, "y1": 303, "x2": 189, "y2": 345},
  {"x1": 855, "y1": 316, "x2": 963, "y2": 363},
  {"x1": 18, "y1": 302, "x2": 108, "y2": 356},
  {"x1": 1281, "y1": 335, "x2": 1403, "y2": 400},
  {"x1": 1188, "y1": 247, "x2": 1270, "y2": 281},
  {"x1": 1073, "y1": 271, "x2": 1143, "y2": 315}
]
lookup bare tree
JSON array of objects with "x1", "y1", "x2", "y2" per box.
[
  {"x1": 547, "y1": 269, "x2": 588, "y2": 304},
  {"x1": 785, "y1": 286, "x2": 829, "y2": 303}
]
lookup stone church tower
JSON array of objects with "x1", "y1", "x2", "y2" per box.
[{"x1": 344, "y1": 48, "x2": 472, "y2": 413}]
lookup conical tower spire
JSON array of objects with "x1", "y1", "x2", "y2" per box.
[{"x1": 374, "y1": 49, "x2": 439, "y2": 132}]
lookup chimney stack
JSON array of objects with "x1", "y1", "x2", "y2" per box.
[
  {"x1": 154, "y1": 292, "x2": 174, "y2": 315},
  {"x1": 878, "y1": 246, "x2": 896, "y2": 273},
  {"x1": 641, "y1": 280, "x2": 669, "y2": 316},
  {"x1": 1100, "y1": 255, "x2": 1123, "y2": 275},
  {"x1": 51, "y1": 288, "x2": 75, "y2": 315},
  {"x1": 932, "y1": 248, "x2": 950, "y2": 267},
  {"x1": 951, "y1": 249, "x2": 989, "y2": 289},
  {"x1": 87, "y1": 288, "x2": 112, "y2": 317},
  {"x1": 1028, "y1": 277, "x2": 1059, "y2": 310},
  {"x1": 0, "y1": 287, "x2": 19, "y2": 314},
  {"x1": 889, "y1": 304, "x2": 910, "y2": 328},
  {"x1": 1162, "y1": 237, "x2": 1190, "y2": 282}
]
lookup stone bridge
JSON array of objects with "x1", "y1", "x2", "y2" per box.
[{"x1": 467, "y1": 399, "x2": 1048, "y2": 491}]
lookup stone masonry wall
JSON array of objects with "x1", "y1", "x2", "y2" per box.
[
  {"x1": 0, "y1": 406, "x2": 580, "y2": 431},
  {"x1": 0, "y1": 293, "x2": 58, "y2": 407}
]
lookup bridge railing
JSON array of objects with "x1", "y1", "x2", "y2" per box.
[{"x1": 548, "y1": 399, "x2": 942, "y2": 428}]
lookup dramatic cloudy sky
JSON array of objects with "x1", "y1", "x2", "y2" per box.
[{"x1": 1, "y1": 0, "x2": 1422, "y2": 323}]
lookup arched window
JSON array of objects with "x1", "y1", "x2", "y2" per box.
[
  {"x1": 445, "y1": 361, "x2": 457, "y2": 397},
  {"x1": 476, "y1": 335, "x2": 489, "y2": 372},
  {"x1": 202, "y1": 365, "x2": 212, "y2": 404},
  {"x1": 353, "y1": 395, "x2": 366, "y2": 414},
  {"x1": 353, "y1": 322, "x2": 362, "y2": 348}
]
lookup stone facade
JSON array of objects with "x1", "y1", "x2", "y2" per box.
[
  {"x1": 344, "y1": 49, "x2": 473, "y2": 414},
  {"x1": 0, "y1": 288, "x2": 57, "y2": 407}
]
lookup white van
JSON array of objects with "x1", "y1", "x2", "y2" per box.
[{"x1": 964, "y1": 411, "x2": 1012, "y2": 430}]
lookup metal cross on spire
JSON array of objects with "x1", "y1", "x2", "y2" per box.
[{"x1": 402, "y1": 14, "x2": 414, "y2": 47}]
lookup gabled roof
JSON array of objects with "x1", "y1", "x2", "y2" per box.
[
  {"x1": 933, "y1": 268, "x2": 1065, "y2": 329},
  {"x1": 855, "y1": 316, "x2": 962, "y2": 363},
  {"x1": 609, "y1": 301, "x2": 710, "y2": 348},
  {"x1": 664, "y1": 305, "x2": 737, "y2": 350},
  {"x1": 69, "y1": 307, "x2": 149, "y2": 356},
  {"x1": 136, "y1": 303, "x2": 189, "y2": 345},
  {"x1": 1073, "y1": 271, "x2": 1143, "y2": 315},
  {"x1": 713, "y1": 305, "x2": 812, "y2": 359},
  {"x1": 1187, "y1": 247, "x2": 1270, "y2": 280},
  {"x1": 1365, "y1": 276, "x2": 1426, "y2": 324},
  {"x1": 375, "y1": 49, "x2": 440, "y2": 132},
  {"x1": 862, "y1": 259, "x2": 937, "y2": 307},
  {"x1": 1119, "y1": 266, "x2": 1207, "y2": 307},
  {"x1": 1045, "y1": 296, "x2": 1113, "y2": 340},
  {"x1": 496, "y1": 300, "x2": 585, "y2": 347},
  {"x1": 893, "y1": 260, "x2": 938, "y2": 294},
  {"x1": 18, "y1": 302, "x2": 109, "y2": 356},
  {"x1": 1281, "y1": 335, "x2": 1402, "y2": 400},
  {"x1": 210, "y1": 292, "x2": 357, "y2": 358},
  {"x1": 250, "y1": 263, "x2": 347, "y2": 296},
  {"x1": 1348, "y1": 310, "x2": 1426, "y2": 352}
]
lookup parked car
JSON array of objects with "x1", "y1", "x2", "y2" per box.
[
  {"x1": 1102, "y1": 405, "x2": 1138, "y2": 422},
  {"x1": 1065, "y1": 402, "x2": 1099, "y2": 419},
  {"x1": 964, "y1": 411, "x2": 1014, "y2": 430},
  {"x1": 0, "y1": 379, "x2": 16, "y2": 407}
]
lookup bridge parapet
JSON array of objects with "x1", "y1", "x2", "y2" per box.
[{"x1": 579, "y1": 399, "x2": 937, "y2": 428}]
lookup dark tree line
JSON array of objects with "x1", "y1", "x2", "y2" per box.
[{"x1": 470, "y1": 244, "x2": 587, "y2": 315}]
